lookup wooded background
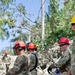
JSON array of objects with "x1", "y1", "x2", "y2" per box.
[{"x1": 0, "y1": 0, "x2": 75, "y2": 54}]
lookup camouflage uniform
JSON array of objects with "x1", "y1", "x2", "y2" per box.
[
  {"x1": 70, "y1": 37, "x2": 75, "y2": 75},
  {"x1": 49, "y1": 48, "x2": 71, "y2": 75},
  {"x1": 6, "y1": 53, "x2": 29, "y2": 75},
  {"x1": 2, "y1": 54, "x2": 11, "y2": 64},
  {"x1": 2, "y1": 54, "x2": 11, "y2": 73},
  {"x1": 29, "y1": 52, "x2": 38, "y2": 75}
]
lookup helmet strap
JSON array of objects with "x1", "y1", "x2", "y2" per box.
[{"x1": 18, "y1": 43, "x2": 23, "y2": 51}]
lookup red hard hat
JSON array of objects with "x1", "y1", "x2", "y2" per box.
[
  {"x1": 28, "y1": 43, "x2": 36, "y2": 50},
  {"x1": 58, "y1": 37, "x2": 70, "y2": 45},
  {"x1": 14, "y1": 40, "x2": 26, "y2": 49},
  {"x1": 5, "y1": 50, "x2": 8, "y2": 54}
]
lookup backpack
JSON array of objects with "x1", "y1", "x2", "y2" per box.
[
  {"x1": 30, "y1": 53, "x2": 38, "y2": 71},
  {"x1": 23, "y1": 53, "x2": 38, "y2": 72}
]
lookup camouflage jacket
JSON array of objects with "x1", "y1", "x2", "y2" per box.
[
  {"x1": 69, "y1": 37, "x2": 75, "y2": 75},
  {"x1": 51, "y1": 48, "x2": 71, "y2": 73},
  {"x1": 6, "y1": 52, "x2": 38, "y2": 75},
  {"x1": 6, "y1": 53, "x2": 29, "y2": 75},
  {"x1": 70, "y1": 37, "x2": 75, "y2": 65},
  {"x1": 28, "y1": 52, "x2": 38, "y2": 75},
  {"x1": 2, "y1": 55, "x2": 11, "y2": 64}
]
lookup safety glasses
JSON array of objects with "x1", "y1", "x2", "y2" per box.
[
  {"x1": 71, "y1": 23, "x2": 75, "y2": 26},
  {"x1": 59, "y1": 43, "x2": 68, "y2": 47}
]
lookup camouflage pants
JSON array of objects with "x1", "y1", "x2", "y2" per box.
[{"x1": 6, "y1": 64, "x2": 10, "y2": 72}]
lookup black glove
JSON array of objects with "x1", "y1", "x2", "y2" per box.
[
  {"x1": 47, "y1": 64, "x2": 55, "y2": 74},
  {"x1": 47, "y1": 66, "x2": 52, "y2": 74}
]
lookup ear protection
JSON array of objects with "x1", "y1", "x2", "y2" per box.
[{"x1": 26, "y1": 43, "x2": 30, "y2": 51}]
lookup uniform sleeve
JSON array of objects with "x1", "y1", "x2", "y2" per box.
[
  {"x1": 55, "y1": 51, "x2": 70, "y2": 68},
  {"x1": 6, "y1": 55, "x2": 24, "y2": 75}
]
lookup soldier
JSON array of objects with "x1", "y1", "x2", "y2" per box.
[
  {"x1": 70, "y1": 15, "x2": 75, "y2": 75},
  {"x1": 26, "y1": 42, "x2": 38, "y2": 75},
  {"x1": 6, "y1": 40, "x2": 28, "y2": 75},
  {"x1": 2, "y1": 50, "x2": 11, "y2": 73},
  {"x1": 47, "y1": 37, "x2": 71, "y2": 75},
  {"x1": 2, "y1": 51, "x2": 11, "y2": 63}
]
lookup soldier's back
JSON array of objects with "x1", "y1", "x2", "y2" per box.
[
  {"x1": 70, "y1": 37, "x2": 75, "y2": 75},
  {"x1": 17, "y1": 54, "x2": 29, "y2": 75},
  {"x1": 29, "y1": 53, "x2": 38, "y2": 75}
]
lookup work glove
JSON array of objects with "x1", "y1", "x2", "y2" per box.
[
  {"x1": 47, "y1": 64, "x2": 54, "y2": 74},
  {"x1": 47, "y1": 66, "x2": 52, "y2": 74}
]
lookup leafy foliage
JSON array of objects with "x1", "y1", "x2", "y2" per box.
[
  {"x1": 39, "y1": 0, "x2": 75, "y2": 50},
  {"x1": 0, "y1": 0, "x2": 75, "y2": 53}
]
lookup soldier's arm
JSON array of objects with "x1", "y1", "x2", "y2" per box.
[
  {"x1": 2, "y1": 55, "x2": 6, "y2": 60},
  {"x1": 6, "y1": 55, "x2": 24, "y2": 75},
  {"x1": 55, "y1": 51, "x2": 70, "y2": 67}
]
